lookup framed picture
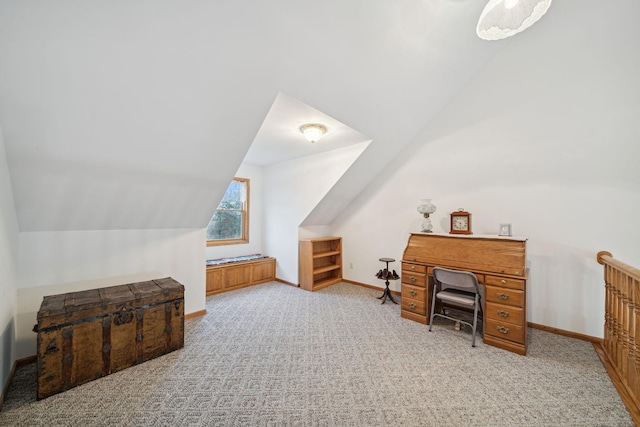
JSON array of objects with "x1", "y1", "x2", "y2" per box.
[{"x1": 499, "y1": 223, "x2": 512, "y2": 236}]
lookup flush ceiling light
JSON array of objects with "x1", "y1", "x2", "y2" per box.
[
  {"x1": 300, "y1": 123, "x2": 327, "y2": 143},
  {"x1": 477, "y1": 0, "x2": 552, "y2": 41}
]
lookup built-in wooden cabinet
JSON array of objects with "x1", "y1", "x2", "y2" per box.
[
  {"x1": 299, "y1": 237, "x2": 342, "y2": 291},
  {"x1": 206, "y1": 268, "x2": 224, "y2": 294},
  {"x1": 206, "y1": 257, "x2": 275, "y2": 296}
]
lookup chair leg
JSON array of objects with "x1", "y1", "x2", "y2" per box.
[
  {"x1": 428, "y1": 284, "x2": 438, "y2": 331},
  {"x1": 471, "y1": 295, "x2": 479, "y2": 347}
]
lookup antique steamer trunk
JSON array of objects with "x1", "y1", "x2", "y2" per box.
[{"x1": 36, "y1": 277, "x2": 184, "y2": 399}]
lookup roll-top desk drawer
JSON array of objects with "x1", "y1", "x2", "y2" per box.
[
  {"x1": 402, "y1": 284, "x2": 425, "y2": 301},
  {"x1": 401, "y1": 297, "x2": 426, "y2": 316},
  {"x1": 401, "y1": 233, "x2": 528, "y2": 355},
  {"x1": 485, "y1": 285, "x2": 524, "y2": 307},
  {"x1": 485, "y1": 302, "x2": 524, "y2": 325},
  {"x1": 485, "y1": 318, "x2": 526, "y2": 344},
  {"x1": 403, "y1": 263, "x2": 426, "y2": 274},
  {"x1": 402, "y1": 262, "x2": 427, "y2": 287},
  {"x1": 401, "y1": 273, "x2": 427, "y2": 287},
  {"x1": 485, "y1": 275, "x2": 524, "y2": 290}
]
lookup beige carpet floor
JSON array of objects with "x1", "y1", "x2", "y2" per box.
[{"x1": 0, "y1": 281, "x2": 633, "y2": 426}]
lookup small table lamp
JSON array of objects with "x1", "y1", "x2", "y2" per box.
[{"x1": 417, "y1": 199, "x2": 436, "y2": 233}]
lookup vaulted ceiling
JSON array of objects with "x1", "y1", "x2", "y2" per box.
[{"x1": 0, "y1": 1, "x2": 506, "y2": 232}]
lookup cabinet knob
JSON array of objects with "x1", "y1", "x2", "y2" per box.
[
  {"x1": 496, "y1": 325, "x2": 510, "y2": 334},
  {"x1": 411, "y1": 265, "x2": 416, "y2": 270},
  {"x1": 410, "y1": 290, "x2": 417, "y2": 296},
  {"x1": 410, "y1": 276, "x2": 416, "y2": 282},
  {"x1": 501, "y1": 279, "x2": 507, "y2": 284},
  {"x1": 409, "y1": 303, "x2": 416, "y2": 309},
  {"x1": 496, "y1": 293, "x2": 510, "y2": 300},
  {"x1": 497, "y1": 310, "x2": 510, "y2": 318}
]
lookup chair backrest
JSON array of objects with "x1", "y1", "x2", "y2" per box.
[{"x1": 433, "y1": 267, "x2": 480, "y2": 294}]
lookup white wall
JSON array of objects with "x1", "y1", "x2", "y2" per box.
[
  {"x1": 333, "y1": 0, "x2": 640, "y2": 338},
  {"x1": 0, "y1": 124, "x2": 19, "y2": 397},
  {"x1": 205, "y1": 163, "x2": 264, "y2": 260},
  {"x1": 263, "y1": 143, "x2": 369, "y2": 284},
  {"x1": 15, "y1": 228, "x2": 206, "y2": 359}
]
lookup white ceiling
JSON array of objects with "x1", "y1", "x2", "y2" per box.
[
  {"x1": 243, "y1": 92, "x2": 371, "y2": 167},
  {"x1": 0, "y1": 0, "x2": 504, "y2": 231}
]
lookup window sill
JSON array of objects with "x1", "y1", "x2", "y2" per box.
[{"x1": 207, "y1": 239, "x2": 249, "y2": 247}]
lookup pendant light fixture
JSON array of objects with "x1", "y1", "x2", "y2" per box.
[{"x1": 477, "y1": 0, "x2": 552, "y2": 41}]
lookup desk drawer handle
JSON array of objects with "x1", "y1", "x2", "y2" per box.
[
  {"x1": 411, "y1": 265, "x2": 416, "y2": 270},
  {"x1": 501, "y1": 279, "x2": 507, "y2": 284},
  {"x1": 409, "y1": 290, "x2": 417, "y2": 296},
  {"x1": 496, "y1": 326, "x2": 510, "y2": 334},
  {"x1": 410, "y1": 276, "x2": 417, "y2": 282},
  {"x1": 497, "y1": 310, "x2": 510, "y2": 318},
  {"x1": 496, "y1": 293, "x2": 510, "y2": 300},
  {"x1": 409, "y1": 303, "x2": 416, "y2": 309}
]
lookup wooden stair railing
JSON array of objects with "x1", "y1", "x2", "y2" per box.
[{"x1": 597, "y1": 251, "x2": 640, "y2": 425}]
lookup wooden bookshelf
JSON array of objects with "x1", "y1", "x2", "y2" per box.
[{"x1": 299, "y1": 237, "x2": 342, "y2": 291}]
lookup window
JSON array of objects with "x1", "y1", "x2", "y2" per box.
[{"x1": 206, "y1": 177, "x2": 249, "y2": 246}]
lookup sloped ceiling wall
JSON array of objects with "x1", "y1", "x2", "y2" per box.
[
  {"x1": 0, "y1": 0, "x2": 502, "y2": 232},
  {"x1": 330, "y1": 0, "x2": 640, "y2": 337}
]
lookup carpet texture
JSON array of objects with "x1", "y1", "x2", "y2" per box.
[{"x1": 0, "y1": 282, "x2": 633, "y2": 426}]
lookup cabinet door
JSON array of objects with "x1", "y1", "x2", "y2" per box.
[
  {"x1": 206, "y1": 269, "x2": 223, "y2": 293},
  {"x1": 224, "y1": 265, "x2": 252, "y2": 289},
  {"x1": 252, "y1": 261, "x2": 274, "y2": 282}
]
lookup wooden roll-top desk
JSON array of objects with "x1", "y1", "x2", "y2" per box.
[{"x1": 401, "y1": 233, "x2": 528, "y2": 355}]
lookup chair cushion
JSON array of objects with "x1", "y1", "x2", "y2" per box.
[{"x1": 436, "y1": 289, "x2": 476, "y2": 307}]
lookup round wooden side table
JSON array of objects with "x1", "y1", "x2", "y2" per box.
[{"x1": 376, "y1": 257, "x2": 399, "y2": 304}]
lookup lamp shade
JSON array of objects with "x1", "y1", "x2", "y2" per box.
[
  {"x1": 300, "y1": 124, "x2": 326, "y2": 143},
  {"x1": 477, "y1": 0, "x2": 552, "y2": 41}
]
